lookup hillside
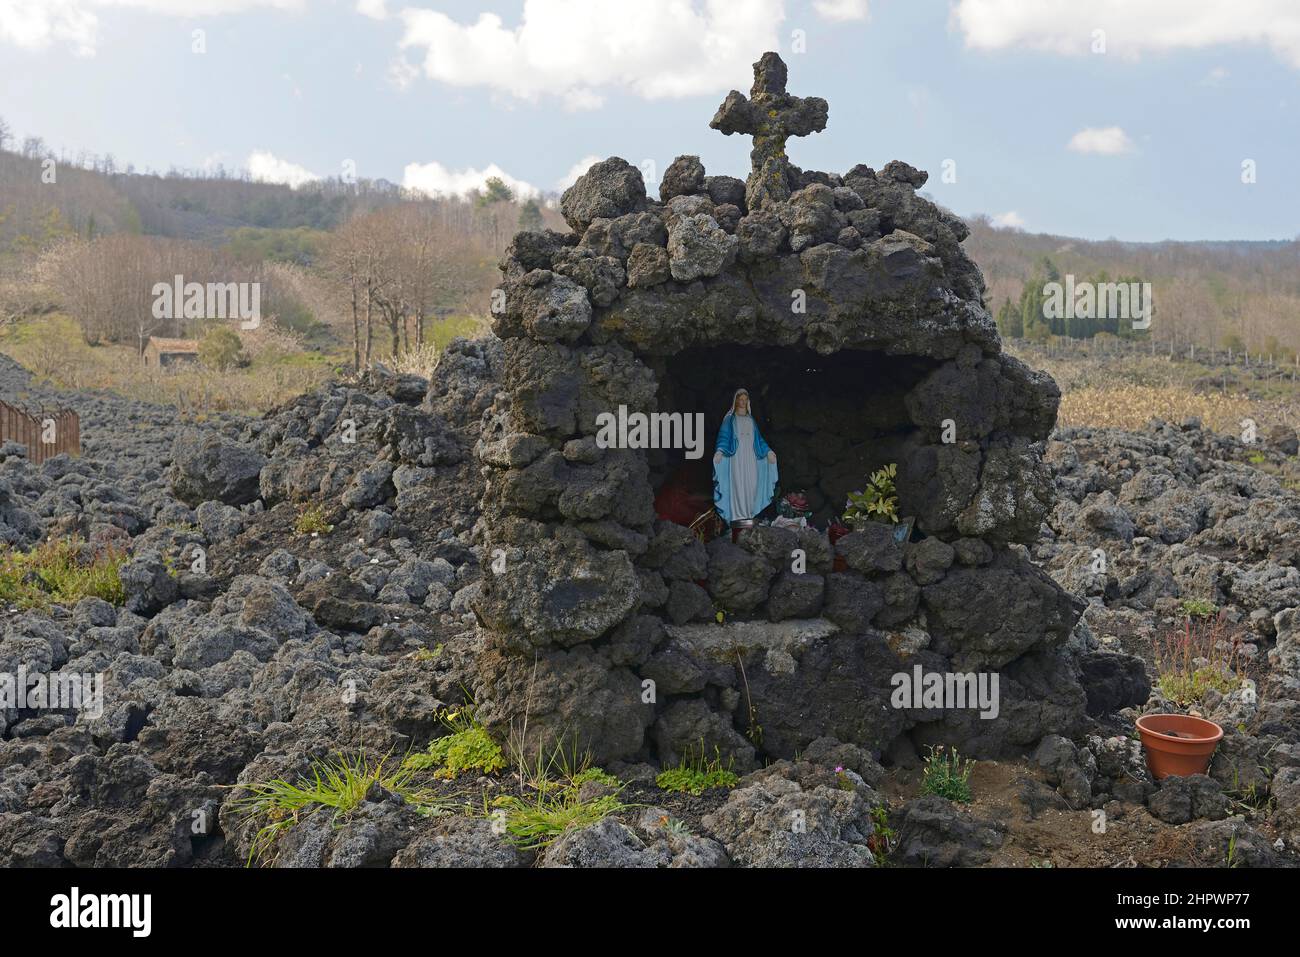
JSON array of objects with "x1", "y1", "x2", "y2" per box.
[
  {"x1": 963, "y1": 215, "x2": 1300, "y2": 356},
  {"x1": 2, "y1": 132, "x2": 1298, "y2": 419}
]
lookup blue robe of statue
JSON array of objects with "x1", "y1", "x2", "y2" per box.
[{"x1": 714, "y1": 410, "x2": 778, "y2": 524}]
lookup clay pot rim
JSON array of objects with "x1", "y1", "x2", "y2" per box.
[{"x1": 1136, "y1": 713, "x2": 1224, "y2": 745}]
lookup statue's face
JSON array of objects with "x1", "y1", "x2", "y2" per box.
[{"x1": 736, "y1": 393, "x2": 750, "y2": 415}]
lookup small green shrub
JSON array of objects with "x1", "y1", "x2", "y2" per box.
[
  {"x1": 294, "y1": 503, "x2": 333, "y2": 536},
  {"x1": 920, "y1": 745, "x2": 974, "y2": 804},
  {"x1": 403, "y1": 708, "x2": 506, "y2": 779},
  {"x1": 843, "y1": 463, "x2": 900, "y2": 527},
  {"x1": 656, "y1": 748, "x2": 739, "y2": 795},
  {"x1": 198, "y1": 326, "x2": 247, "y2": 372},
  {"x1": 1180, "y1": 598, "x2": 1219, "y2": 619}
]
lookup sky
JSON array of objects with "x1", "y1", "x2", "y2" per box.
[{"x1": 1, "y1": 0, "x2": 1298, "y2": 242}]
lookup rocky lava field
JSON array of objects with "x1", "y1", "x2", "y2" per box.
[{"x1": 0, "y1": 339, "x2": 1298, "y2": 868}]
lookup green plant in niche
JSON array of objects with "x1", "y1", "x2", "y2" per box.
[
  {"x1": 843, "y1": 463, "x2": 900, "y2": 528},
  {"x1": 920, "y1": 745, "x2": 974, "y2": 804},
  {"x1": 402, "y1": 707, "x2": 506, "y2": 779},
  {"x1": 867, "y1": 804, "x2": 895, "y2": 864},
  {"x1": 656, "y1": 747, "x2": 739, "y2": 795}
]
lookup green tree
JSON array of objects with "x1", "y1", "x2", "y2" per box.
[
  {"x1": 476, "y1": 176, "x2": 514, "y2": 208},
  {"x1": 1019, "y1": 276, "x2": 1049, "y2": 341},
  {"x1": 518, "y1": 198, "x2": 544, "y2": 231},
  {"x1": 198, "y1": 326, "x2": 246, "y2": 372},
  {"x1": 995, "y1": 297, "x2": 1023, "y2": 339}
]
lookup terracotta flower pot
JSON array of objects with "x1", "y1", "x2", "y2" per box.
[{"x1": 1136, "y1": 713, "x2": 1224, "y2": 780}]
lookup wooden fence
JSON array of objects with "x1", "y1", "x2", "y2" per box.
[{"x1": 0, "y1": 399, "x2": 80, "y2": 465}]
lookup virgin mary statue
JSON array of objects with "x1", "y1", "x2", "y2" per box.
[{"x1": 713, "y1": 388, "x2": 778, "y2": 526}]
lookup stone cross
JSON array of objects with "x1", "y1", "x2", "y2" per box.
[{"x1": 710, "y1": 52, "x2": 828, "y2": 211}]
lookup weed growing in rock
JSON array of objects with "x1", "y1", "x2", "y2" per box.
[
  {"x1": 0, "y1": 538, "x2": 127, "y2": 608},
  {"x1": 867, "y1": 805, "x2": 895, "y2": 864},
  {"x1": 1226, "y1": 774, "x2": 1273, "y2": 817},
  {"x1": 656, "y1": 747, "x2": 739, "y2": 795},
  {"x1": 489, "y1": 741, "x2": 627, "y2": 849},
  {"x1": 921, "y1": 745, "x2": 974, "y2": 804},
  {"x1": 660, "y1": 814, "x2": 692, "y2": 837},
  {"x1": 231, "y1": 751, "x2": 444, "y2": 866},
  {"x1": 1154, "y1": 612, "x2": 1245, "y2": 707},
  {"x1": 403, "y1": 708, "x2": 506, "y2": 779},
  {"x1": 1180, "y1": 598, "x2": 1219, "y2": 620},
  {"x1": 569, "y1": 766, "x2": 621, "y2": 790},
  {"x1": 489, "y1": 787, "x2": 627, "y2": 850},
  {"x1": 735, "y1": 651, "x2": 763, "y2": 748},
  {"x1": 294, "y1": 503, "x2": 334, "y2": 536}
]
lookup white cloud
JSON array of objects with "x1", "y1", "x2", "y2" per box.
[
  {"x1": 247, "y1": 150, "x2": 319, "y2": 188},
  {"x1": 813, "y1": 0, "x2": 868, "y2": 22},
  {"x1": 556, "y1": 154, "x2": 601, "y2": 191},
  {"x1": 355, "y1": 0, "x2": 385, "y2": 20},
  {"x1": 991, "y1": 210, "x2": 1026, "y2": 229},
  {"x1": 1066, "y1": 125, "x2": 1135, "y2": 155},
  {"x1": 402, "y1": 160, "x2": 539, "y2": 200},
  {"x1": 952, "y1": 0, "x2": 1300, "y2": 68},
  {"x1": 1202, "y1": 65, "x2": 1229, "y2": 85},
  {"x1": 0, "y1": 0, "x2": 304, "y2": 55},
  {"x1": 395, "y1": 0, "x2": 784, "y2": 108}
]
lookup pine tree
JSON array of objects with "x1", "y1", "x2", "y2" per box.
[
  {"x1": 518, "y1": 198, "x2": 543, "y2": 232},
  {"x1": 996, "y1": 297, "x2": 1023, "y2": 339},
  {"x1": 1020, "y1": 277, "x2": 1049, "y2": 341}
]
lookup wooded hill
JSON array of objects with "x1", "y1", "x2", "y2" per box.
[{"x1": 1, "y1": 122, "x2": 1296, "y2": 362}]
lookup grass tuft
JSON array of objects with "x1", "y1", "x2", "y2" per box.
[
  {"x1": 486, "y1": 734, "x2": 629, "y2": 849},
  {"x1": 0, "y1": 538, "x2": 127, "y2": 608},
  {"x1": 230, "y1": 750, "x2": 445, "y2": 866},
  {"x1": 1155, "y1": 612, "x2": 1245, "y2": 707},
  {"x1": 655, "y1": 747, "x2": 739, "y2": 795}
]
